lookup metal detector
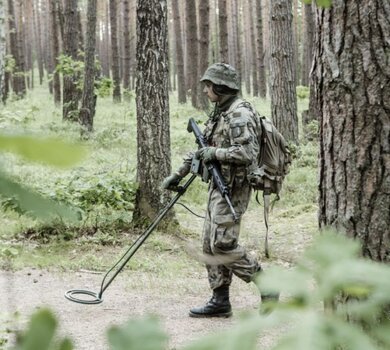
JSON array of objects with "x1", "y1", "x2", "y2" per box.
[{"x1": 64, "y1": 174, "x2": 197, "y2": 305}]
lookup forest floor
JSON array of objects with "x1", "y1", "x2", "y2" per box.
[{"x1": 0, "y1": 206, "x2": 316, "y2": 350}]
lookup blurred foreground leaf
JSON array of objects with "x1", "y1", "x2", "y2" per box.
[
  {"x1": 0, "y1": 172, "x2": 80, "y2": 222},
  {"x1": 13, "y1": 309, "x2": 73, "y2": 350},
  {"x1": 107, "y1": 317, "x2": 167, "y2": 350},
  {"x1": 0, "y1": 134, "x2": 86, "y2": 168}
]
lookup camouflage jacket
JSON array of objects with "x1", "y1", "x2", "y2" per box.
[{"x1": 177, "y1": 96, "x2": 259, "y2": 188}]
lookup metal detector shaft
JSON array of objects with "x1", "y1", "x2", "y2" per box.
[{"x1": 97, "y1": 174, "x2": 197, "y2": 299}]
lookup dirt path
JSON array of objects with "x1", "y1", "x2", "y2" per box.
[{"x1": 1, "y1": 264, "x2": 284, "y2": 350}]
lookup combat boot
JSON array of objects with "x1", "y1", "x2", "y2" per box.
[{"x1": 189, "y1": 285, "x2": 232, "y2": 318}]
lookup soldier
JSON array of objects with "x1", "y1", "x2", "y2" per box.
[{"x1": 162, "y1": 63, "x2": 277, "y2": 318}]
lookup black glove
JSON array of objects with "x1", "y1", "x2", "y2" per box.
[{"x1": 161, "y1": 173, "x2": 182, "y2": 190}]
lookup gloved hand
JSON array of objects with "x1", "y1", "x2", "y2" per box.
[
  {"x1": 161, "y1": 173, "x2": 182, "y2": 190},
  {"x1": 195, "y1": 147, "x2": 217, "y2": 163}
]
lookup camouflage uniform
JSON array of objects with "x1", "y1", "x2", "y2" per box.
[
  {"x1": 201, "y1": 96, "x2": 261, "y2": 290},
  {"x1": 163, "y1": 63, "x2": 269, "y2": 317}
]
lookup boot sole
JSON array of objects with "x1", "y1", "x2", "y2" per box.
[{"x1": 188, "y1": 311, "x2": 232, "y2": 318}]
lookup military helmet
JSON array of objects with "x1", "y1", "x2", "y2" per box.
[{"x1": 200, "y1": 63, "x2": 239, "y2": 91}]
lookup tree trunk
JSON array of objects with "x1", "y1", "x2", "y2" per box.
[
  {"x1": 110, "y1": 0, "x2": 121, "y2": 103},
  {"x1": 122, "y1": 0, "x2": 131, "y2": 94},
  {"x1": 7, "y1": 0, "x2": 26, "y2": 97},
  {"x1": 243, "y1": 0, "x2": 251, "y2": 94},
  {"x1": 32, "y1": 0, "x2": 44, "y2": 85},
  {"x1": 269, "y1": 0, "x2": 298, "y2": 144},
  {"x1": 256, "y1": 0, "x2": 266, "y2": 98},
  {"x1": 172, "y1": 0, "x2": 186, "y2": 104},
  {"x1": 314, "y1": 0, "x2": 390, "y2": 262},
  {"x1": 185, "y1": 0, "x2": 198, "y2": 108},
  {"x1": 218, "y1": 0, "x2": 228, "y2": 63},
  {"x1": 198, "y1": 0, "x2": 209, "y2": 110},
  {"x1": 15, "y1": 0, "x2": 26, "y2": 93},
  {"x1": 63, "y1": 0, "x2": 80, "y2": 121},
  {"x1": 232, "y1": 0, "x2": 242, "y2": 90},
  {"x1": 249, "y1": 0, "x2": 258, "y2": 96},
  {"x1": 0, "y1": 0, "x2": 5, "y2": 101},
  {"x1": 79, "y1": 0, "x2": 97, "y2": 134},
  {"x1": 133, "y1": 0, "x2": 172, "y2": 225},
  {"x1": 301, "y1": 3, "x2": 314, "y2": 86},
  {"x1": 49, "y1": 0, "x2": 61, "y2": 106}
]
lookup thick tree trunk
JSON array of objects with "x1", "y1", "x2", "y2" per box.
[
  {"x1": 256, "y1": 0, "x2": 267, "y2": 98},
  {"x1": 133, "y1": 0, "x2": 172, "y2": 225},
  {"x1": 314, "y1": 0, "x2": 390, "y2": 262},
  {"x1": 79, "y1": 0, "x2": 97, "y2": 134},
  {"x1": 49, "y1": 0, "x2": 61, "y2": 106},
  {"x1": 269, "y1": 0, "x2": 298, "y2": 144},
  {"x1": 218, "y1": 0, "x2": 228, "y2": 63},
  {"x1": 63, "y1": 0, "x2": 80, "y2": 121},
  {"x1": 172, "y1": 0, "x2": 186, "y2": 103},
  {"x1": 110, "y1": 0, "x2": 121, "y2": 103},
  {"x1": 243, "y1": 0, "x2": 251, "y2": 94},
  {"x1": 301, "y1": 3, "x2": 314, "y2": 86},
  {"x1": 198, "y1": 0, "x2": 209, "y2": 110},
  {"x1": 185, "y1": 0, "x2": 198, "y2": 108}
]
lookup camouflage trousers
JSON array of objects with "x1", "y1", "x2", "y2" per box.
[{"x1": 202, "y1": 183, "x2": 260, "y2": 290}]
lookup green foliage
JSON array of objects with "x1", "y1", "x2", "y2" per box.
[
  {"x1": 296, "y1": 85, "x2": 310, "y2": 100},
  {"x1": 96, "y1": 77, "x2": 113, "y2": 98},
  {"x1": 52, "y1": 172, "x2": 137, "y2": 212},
  {"x1": 5, "y1": 54, "x2": 16, "y2": 73},
  {"x1": 13, "y1": 234, "x2": 390, "y2": 350},
  {"x1": 301, "y1": 0, "x2": 333, "y2": 8},
  {"x1": 0, "y1": 172, "x2": 81, "y2": 222},
  {"x1": 12, "y1": 309, "x2": 73, "y2": 350},
  {"x1": 0, "y1": 135, "x2": 87, "y2": 168},
  {"x1": 55, "y1": 54, "x2": 84, "y2": 78},
  {"x1": 107, "y1": 317, "x2": 168, "y2": 350}
]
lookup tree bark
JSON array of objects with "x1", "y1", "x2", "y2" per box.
[
  {"x1": 256, "y1": 0, "x2": 267, "y2": 98},
  {"x1": 172, "y1": 0, "x2": 186, "y2": 103},
  {"x1": 122, "y1": 0, "x2": 131, "y2": 94},
  {"x1": 269, "y1": 0, "x2": 298, "y2": 144},
  {"x1": 49, "y1": 0, "x2": 61, "y2": 106},
  {"x1": 79, "y1": 0, "x2": 97, "y2": 134},
  {"x1": 314, "y1": 0, "x2": 390, "y2": 262},
  {"x1": 218, "y1": 0, "x2": 228, "y2": 63},
  {"x1": 301, "y1": 3, "x2": 314, "y2": 86},
  {"x1": 198, "y1": 0, "x2": 209, "y2": 110},
  {"x1": 185, "y1": 0, "x2": 198, "y2": 108},
  {"x1": 249, "y1": 0, "x2": 258, "y2": 96},
  {"x1": 7, "y1": 0, "x2": 26, "y2": 97},
  {"x1": 63, "y1": 0, "x2": 80, "y2": 121},
  {"x1": 0, "y1": 0, "x2": 5, "y2": 101},
  {"x1": 110, "y1": 0, "x2": 121, "y2": 102},
  {"x1": 32, "y1": 0, "x2": 44, "y2": 85},
  {"x1": 133, "y1": 0, "x2": 172, "y2": 225}
]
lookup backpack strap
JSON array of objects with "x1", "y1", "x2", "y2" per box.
[{"x1": 263, "y1": 180, "x2": 271, "y2": 259}]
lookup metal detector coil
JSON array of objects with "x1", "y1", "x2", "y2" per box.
[
  {"x1": 64, "y1": 289, "x2": 103, "y2": 304},
  {"x1": 65, "y1": 175, "x2": 197, "y2": 305}
]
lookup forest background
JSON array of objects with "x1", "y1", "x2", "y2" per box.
[{"x1": 0, "y1": 0, "x2": 389, "y2": 349}]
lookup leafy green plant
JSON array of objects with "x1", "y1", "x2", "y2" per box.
[{"x1": 296, "y1": 85, "x2": 310, "y2": 100}]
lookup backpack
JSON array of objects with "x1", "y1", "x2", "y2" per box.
[{"x1": 231, "y1": 101, "x2": 292, "y2": 258}]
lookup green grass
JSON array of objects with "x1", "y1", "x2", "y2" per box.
[{"x1": 0, "y1": 82, "x2": 316, "y2": 271}]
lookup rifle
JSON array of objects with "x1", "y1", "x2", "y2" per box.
[{"x1": 187, "y1": 117, "x2": 239, "y2": 223}]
